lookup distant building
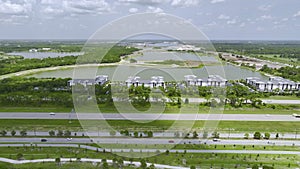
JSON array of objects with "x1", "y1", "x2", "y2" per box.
[
  {"x1": 29, "y1": 49, "x2": 38, "y2": 52},
  {"x1": 68, "y1": 75, "x2": 109, "y2": 87},
  {"x1": 246, "y1": 76, "x2": 300, "y2": 92},
  {"x1": 125, "y1": 76, "x2": 165, "y2": 88},
  {"x1": 42, "y1": 48, "x2": 51, "y2": 51},
  {"x1": 184, "y1": 75, "x2": 227, "y2": 87}
]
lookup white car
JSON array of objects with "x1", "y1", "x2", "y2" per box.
[
  {"x1": 49, "y1": 112, "x2": 56, "y2": 116},
  {"x1": 213, "y1": 138, "x2": 221, "y2": 142},
  {"x1": 66, "y1": 138, "x2": 72, "y2": 141},
  {"x1": 293, "y1": 113, "x2": 300, "y2": 118}
]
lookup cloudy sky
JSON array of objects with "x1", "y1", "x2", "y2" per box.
[{"x1": 0, "y1": 0, "x2": 300, "y2": 40}]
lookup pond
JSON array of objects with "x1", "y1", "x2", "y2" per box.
[
  {"x1": 135, "y1": 51, "x2": 217, "y2": 62},
  {"x1": 8, "y1": 52, "x2": 83, "y2": 59},
  {"x1": 28, "y1": 64, "x2": 268, "y2": 81}
]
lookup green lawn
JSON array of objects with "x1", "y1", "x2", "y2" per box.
[
  {"x1": 0, "y1": 104, "x2": 298, "y2": 115},
  {"x1": 0, "y1": 119, "x2": 298, "y2": 133},
  {"x1": 268, "y1": 95, "x2": 300, "y2": 100},
  {"x1": 0, "y1": 146, "x2": 297, "y2": 169},
  {"x1": 0, "y1": 106, "x2": 72, "y2": 113}
]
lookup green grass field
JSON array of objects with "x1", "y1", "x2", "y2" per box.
[
  {"x1": 268, "y1": 95, "x2": 300, "y2": 100},
  {"x1": 0, "y1": 119, "x2": 298, "y2": 133},
  {"x1": 0, "y1": 146, "x2": 297, "y2": 169},
  {"x1": 0, "y1": 104, "x2": 298, "y2": 115}
]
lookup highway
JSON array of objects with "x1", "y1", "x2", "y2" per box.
[
  {"x1": 0, "y1": 113, "x2": 299, "y2": 121},
  {"x1": 0, "y1": 137, "x2": 299, "y2": 147}
]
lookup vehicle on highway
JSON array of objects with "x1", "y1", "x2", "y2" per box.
[
  {"x1": 66, "y1": 138, "x2": 72, "y2": 141},
  {"x1": 41, "y1": 139, "x2": 47, "y2": 142},
  {"x1": 49, "y1": 112, "x2": 56, "y2": 116},
  {"x1": 292, "y1": 113, "x2": 300, "y2": 118},
  {"x1": 213, "y1": 138, "x2": 221, "y2": 142},
  {"x1": 168, "y1": 140, "x2": 174, "y2": 143}
]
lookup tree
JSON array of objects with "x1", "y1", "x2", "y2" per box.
[
  {"x1": 190, "y1": 166, "x2": 196, "y2": 169},
  {"x1": 0, "y1": 130, "x2": 7, "y2": 136},
  {"x1": 184, "y1": 98, "x2": 189, "y2": 104},
  {"x1": 109, "y1": 130, "x2": 116, "y2": 136},
  {"x1": 193, "y1": 131, "x2": 198, "y2": 139},
  {"x1": 134, "y1": 131, "x2": 138, "y2": 138},
  {"x1": 275, "y1": 133, "x2": 279, "y2": 139},
  {"x1": 55, "y1": 157, "x2": 61, "y2": 166},
  {"x1": 253, "y1": 132, "x2": 261, "y2": 139},
  {"x1": 140, "y1": 159, "x2": 147, "y2": 169},
  {"x1": 174, "y1": 131, "x2": 180, "y2": 138},
  {"x1": 264, "y1": 133, "x2": 270, "y2": 140},
  {"x1": 20, "y1": 130, "x2": 27, "y2": 136},
  {"x1": 120, "y1": 130, "x2": 129, "y2": 136},
  {"x1": 147, "y1": 131, "x2": 153, "y2": 138},
  {"x1": 212, "y1": 131, "x2": 220, "y2": 138},
  {"x1": 49, "y1": 130, "x2": 55, "y2": 136},
  {"x1": 244, "y1": 133, "x2": 249, "y2": 139},
  {"x1": 57, "y1": 130, "x2": 63, "y2": 137},
  {"x1": 203, "y1": 131, "x2": 208, "y2": 139},
  {"x1": 64, "y1": 130, "x2": 71, "y2": 137},
  {"x1": 11, "y1": 130, "x2": 16, "y2": 136},
  {"x1": 16, "y1": 153, "x2": 23, "y2": 160}
]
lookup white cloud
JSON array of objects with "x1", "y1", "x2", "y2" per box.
[
  {"x1": 256, "y1": 27, "x2": 264, "y2": 31},
  {"x1": 118, "y1": 0, "x2": 168, "y2": 6},
  {"x1": 146, "y1": 6, "x2": 164, "y2": 13},
  {"x1": 257, "y1": 15, "x2": 273, "y2": 21},
  {"x1": 206, "y1": 21, "x2": 217, "y2": 26},
  {"x1": 218, "y1": 14, "x2": 230, "y2": 20},
  {"x1": 258, "y1": 4, "x2": 272, "y2": 11},
  {"x1": 129, "y1": 7, "x2": 138, "y2": 13},
  {"x1": 210, "y1": 0, "x2": 225, "y2": 4},
  {"x1": 282, "y1": 18, "x2": 289, "y2": 21},
  {"x1": 239, "y1": 22, "x2": 245, "y2": 27},
  {"x1": 62, "y1": 0, "x2": 112, "y2": 15},
  {"x1": 171, "y1": 0, "x2": 199, "y2": 7},
  {"x1": 227, "y1": 19, "x2": 236, "y2": 24},
  {"x1": 294, "y1": 11, "x2": 300, "y2": 17},
  {"x1": 0, "y1": 1, "x2": 32, "y2": 15},
  {"x1": 43, "y1": 6, "x2": 64, "y2": 15}
]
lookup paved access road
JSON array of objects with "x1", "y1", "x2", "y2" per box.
[
  {"x1": 0, "y1": 156, "x2": 188, "y2": 169},
  {"x1": 0, "y1": 138, "x2": 299, "y2": 147},
  {"x1": 0, "y1": 113, "x2": 299, "y2": 121}
]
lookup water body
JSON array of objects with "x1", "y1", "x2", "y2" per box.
[
  {"x1": 8, "y1": 52, "x2": 83, "y2": 59},
  {"x1": 135, "y1": 51, "x2": 217, "y2": 62},
  {"x1": 28, "y1": 64, "x2": 267, "y2": 81}
]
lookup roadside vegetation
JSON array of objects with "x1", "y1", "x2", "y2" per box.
[
  {"x1": 0, "y1": 119, "x2": 298, "y2": 133},
  {"x1": 0, "y1": 146, "x2": 297, "y2": 169},
  {"x1": 214, "y1": 42, "x2": 300, "y2": 66}
]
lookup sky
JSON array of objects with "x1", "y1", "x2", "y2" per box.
[{"x1": 0, "y1": 0, "x2": 300, "y2": 40}]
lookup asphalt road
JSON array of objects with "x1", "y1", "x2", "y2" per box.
[
  {"x1": 0, "y1": 113, "x2": 299, "y2": 121},
  {"x1": 0, "y1": 137, "x2": 299, "y2": 147}
]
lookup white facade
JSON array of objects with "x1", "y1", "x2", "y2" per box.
[
  {"x1": 184, "y1": 75, "x2": 227, "y2": 87},
  {"x1": 125, "y1": 76, "x2": 165, "y2": 88},
  {"x1": 68, "y1": 75, "x2": 109, "y2": 87},
  {"x1": 246, "y1": 76, "x2": 300, "y2": 92}
]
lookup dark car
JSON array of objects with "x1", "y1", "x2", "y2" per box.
[{"x1": 41, "y1": 139, "x2": 47, "y2": 142}]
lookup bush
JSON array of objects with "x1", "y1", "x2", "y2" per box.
[{"x1": 253, "y1": 132, "x2": 261, "y2": 139}]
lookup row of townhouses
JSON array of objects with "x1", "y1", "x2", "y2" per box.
[
  {"x1": 246, "y1": 77, "x2": 300, "y2": 92},
  {"x1": 68, "y1": 75, "x2": 228, "y2": 88}
]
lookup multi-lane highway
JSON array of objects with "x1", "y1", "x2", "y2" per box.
[
  {"x1": 0, "y1": 137, "x2": 299, "y2": 147},
  {"x1": 0, "y1": 112, "x2": 299, "y2": 121}
]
